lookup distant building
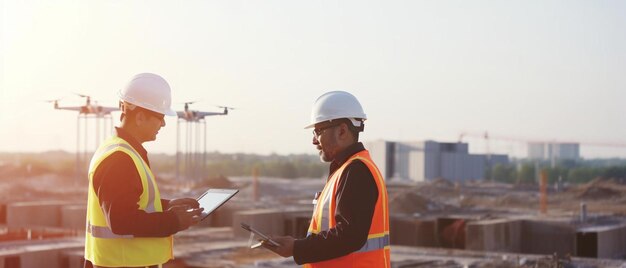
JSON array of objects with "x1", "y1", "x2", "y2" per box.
[
  {"x1": 366, "y1": 140, "x2": 509, "y2": 182},
  {"x1": 527, "y1": 142, "x2": 580, "y2": 161}
]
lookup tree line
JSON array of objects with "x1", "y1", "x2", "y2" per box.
[
  {"x1": 0, "y1": 151, "x2": 328, "y2": 179},
  {"x1": 488, "y1": 158, "x2": 626, "y2": 184},
  {"x1": 150, "y1": 152, "x2": 327, "y2": 179},
  {"x1": 4, "y1": 151, "x2": 626, "y2": 183}
]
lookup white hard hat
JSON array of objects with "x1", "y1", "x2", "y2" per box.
[
  {"x1": 119, "y1": 73, "x2": 176, "y2": 116},
  {"x1": 305, "y1": 91, "x2": 367, "y2": 129}
]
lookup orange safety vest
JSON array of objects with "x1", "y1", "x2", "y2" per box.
[{"x1": 305, "y1": 150, "x2": 390, "y2": 268}]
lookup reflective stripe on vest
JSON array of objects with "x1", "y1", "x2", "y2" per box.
[
  {"x1": 356, "y1": 233, "x2": 390, "y2": 253},
  {"x1": 302, "y1": 233, "x2": 390, "y2": 253},
  {"x1": 316, "y1": 176, "x2": 335, "y2": 232},
  {"x1": 87, "y1": 222, "x2": 133, "y2": 239}
]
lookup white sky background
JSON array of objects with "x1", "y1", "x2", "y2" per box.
[{"x1": 1, "y1": 0, "x2": 625, "y2": 158}]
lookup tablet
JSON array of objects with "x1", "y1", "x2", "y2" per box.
[
  {"x1": 241, "y1": 222, "x2": 281, "y2": 247},
  {"x1": 196, "y1": 188, "x2": 239, "y2": 221}
]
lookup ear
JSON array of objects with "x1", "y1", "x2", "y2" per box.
[
  {"x1": 337, "y1": 123, "x2": 350, "y2": 140},
  {"x1": 339, "y1": 123, "x2": 358, "y2": 143},
  {"x1": 134, "y1": 110, "x2": 147, "y2": 126}
]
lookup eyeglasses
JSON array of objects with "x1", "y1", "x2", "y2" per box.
[
  {"x1": 312, "y1": 124, "x2": 340, "y2": 139},
  {"x1": 143, "y1": 109, "x2": 165, "y2": 123}
]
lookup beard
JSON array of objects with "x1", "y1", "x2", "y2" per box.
[{"x1": 319, "y1": 150, "x2": 333, "y2": 163}]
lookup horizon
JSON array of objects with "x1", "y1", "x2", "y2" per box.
[{"x1": 2, "y1": 146, "x2": 626, "y2": 161}]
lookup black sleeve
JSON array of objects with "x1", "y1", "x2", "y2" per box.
[
  {"x1": 161, "y1": 199, "x2": 171, "y2": 210},
  {"x1": 92, "y1": 152, "x2": 180, "y2": 237},
  {"x1": 293, "y1": 160, "x2": 379, "y2": 264}
]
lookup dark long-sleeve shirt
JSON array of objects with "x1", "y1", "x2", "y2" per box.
[
  {"x1": 293, "y1": 142, "x2": 379, "y2": 265},
  {"x1": 84, "y1": 128, "x2": 179, "y2": 268}
]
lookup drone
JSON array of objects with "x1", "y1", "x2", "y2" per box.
[
  {"x1": 48, "y1": 93, "x2": 118, "y2": 116},
  {"x1": 176, "y1": 101, "x2": 234, "y2": 122}
]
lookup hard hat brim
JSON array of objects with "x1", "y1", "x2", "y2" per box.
[
  {"x1": 163, "y1": 108, "x2": 177, "y2": 116},
  {"x1": 304, "y1": 117, "x2": 365, "y2": 129}
]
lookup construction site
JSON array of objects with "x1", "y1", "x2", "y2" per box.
[
  {"x1": 3, "y1": 1, "x2": 626, "y2": 267},
  {"x1": 2, "y1": 88, "x2": 626, "y2": 268},
  {"x1": 1, "y1": 159, "x2": 626, "y2": 267}
]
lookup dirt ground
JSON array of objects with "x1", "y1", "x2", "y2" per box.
[{"x1": 387, "y1": 177, "x2": 626, "y2": 217}]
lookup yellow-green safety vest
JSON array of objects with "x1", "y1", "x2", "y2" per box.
[{"x1": 84, "y1": 136, "x2": 173, "y2": 267}]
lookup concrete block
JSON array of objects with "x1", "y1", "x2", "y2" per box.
[
  {"x1": 197, "y1": 200, "x2": 253, "y2": 228},
  {"x1": 521, "y1": 220, "x2": 576, "y2": 256},
  {"x1": 577, "y1": 224, "x2": 626, "y2": 259},
  {"x1": 436, "y1": 217, "x2": 470, "y2": 249},
  {"x1": 0, "y1": 256, "x2": 20, "y2": 268},
  {"x1": 60, "y1": 249, "x2": 85, "y2": 268},
  {"x1": 21, "y1": 250, "x2": 64, "y2": 268},
  {"x1": 233, "y1": 209, "x2": 286, "y2": 239},
  {"x1": 232, "y1": 208, "x2": 311, "y2": 239},
  {"x1": 282, "y1": 210, "x2": 312, "y2": 239},
  {"x1": 7, "y1": 201, "x2": 74, "y2": 229},
  {"x1": 0, "y1": 203, "x2": 6, "y2": 224},
  {"x1": 390, "y1": 216, "x2": 437, "y2": 247},
  {"x1": 61, "y1": 205, "x2": 86, "y2": 231},
  {"x1": 465, "y1": 218, "x2": 521, "y2": 253},
  {"x1": 209, "y1": 202, "x2": 248, "y2": 227}
]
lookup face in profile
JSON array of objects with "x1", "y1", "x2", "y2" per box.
[
  {"x1": 137, "y1": 109, "x2": 166, "y2": 142},
  {"x1": 312, "y1": 123, "x2": 342, "y2": 162}
]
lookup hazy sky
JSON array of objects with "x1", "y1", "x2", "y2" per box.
[{"x1": 1, "y1": 0, "x2": 625, "y2": 158}]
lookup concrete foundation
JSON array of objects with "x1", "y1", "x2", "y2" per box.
[
  {"x1": 6, "y1": 201, "x2": 74, "y2": 229},
  {"x1": 521, "y1": 219, "x2": 576, "y2": 256},
  {"x1": 465, "y1": 218, "x2": 522, "y2": 253},
  {"x1": 197, "y1": 201, "x2": 256, "y2": 228},
  {"x1": 208, "y1": 203, "x2": 236, "y2": 227},
  {"x1": 232, "y1": 208, "x2": 311, "y2": 239},
  {"x1": 577, "y1": 223, "x2": 626, "y2": 259},
  {"x1": 0, "y1": 250, "x2": 66, "y2": 268},
  {"x1": 390, "y1": 216, "x2": 437, "y2": 247},
  {"x1": 436, "y1": 216, "x2": 474, "y2": 249},
  {"x1": 0, "y1": 238, "x2": 83, "y2": 268},
  {"x1": 60, "y1": 249, "x2": 84, "y2": 268},
  {"x1": 60, "y1": 205, "x2": 86, "y2": 231},
  {"x1": 233, "y1": 209, "x2": 287, "y2": 239},
  {"x1": 20, "y1": 250, "x2": 64, "y2": 268},
  {"x1": 0, "y1": 203, "x2": 6, "y2": 224},
  {"x1": 0, "y1": 256, "x2": 20, "y2": 268},
  {"x1": 282, "y1": 211, "x2": 312, "y2": 239}
]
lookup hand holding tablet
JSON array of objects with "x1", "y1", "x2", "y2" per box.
[
  {"x1": 194, "y1": 188, "x2": 239, "y2": 221},
  {"x1": 241, "y1": 222, "x2": 281, "y2": 247}
]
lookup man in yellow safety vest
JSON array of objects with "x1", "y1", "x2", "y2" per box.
[{"x1": 84, "y1": 73, "x2": 203, "y2": 268}]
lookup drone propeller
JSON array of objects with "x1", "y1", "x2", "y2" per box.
[
  {"x1": 44, "y1": 98, "x2": 64, "y2": 109},
  {"x1": 73, "y1": 92, "x2": 90, "y2": 98},
  {"x1": 178, "y1": 101, "x2": 200, "y2": 111},
  {"x1": 215, "y1": 105, "x2": 236, "y2": 110},
  {"x1": 44, "y1": 98, "x2": 62, "y2": 103},
  {"x1": 177, "y1": 100, "x2": 202, "y2": 105}
]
